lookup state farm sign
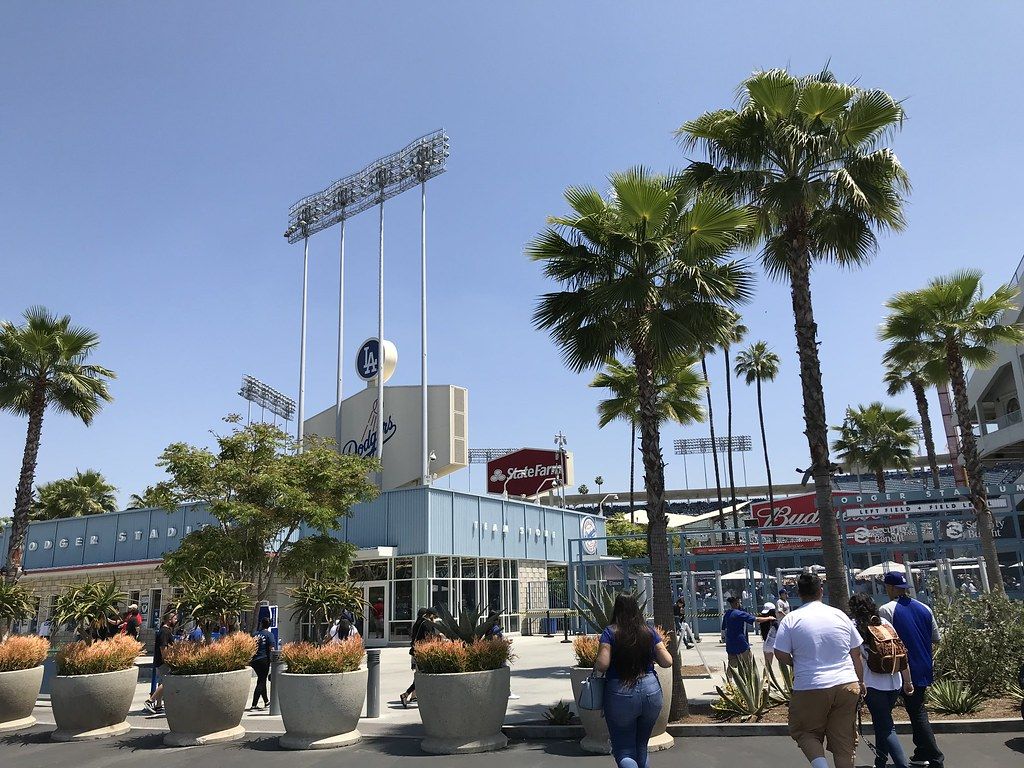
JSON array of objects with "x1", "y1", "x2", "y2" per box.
[{"x1": 487, "y1": 448, "x2": 575, "y2": 497}]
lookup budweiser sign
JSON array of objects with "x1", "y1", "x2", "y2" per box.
[{"x1": 487, "y1": 448, "x2": 574, "y2": 497}]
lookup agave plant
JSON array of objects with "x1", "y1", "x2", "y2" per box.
[
  {"x1": 927, "y1": 678, "x2": 985, "y2": 715},
  {"x1": 575, "y1": 585, "x2": 648, "y2": 633},
  {"x1": 53, "y1": 580, "x2": 125, "y2": 643},
  {"x1": 767, "y1": 661, "x2": 794, "y2": 705},
  {"x1": 168, "y1": 568, "x2": 252, "y2": 636},
  {"x1": 711, "y1": 660, "x2": 772, "y2": 722},
  {"x1": 433, "y1": 602, "x2": 499, "y2": 644},
  {"x1": 544, "y1": 700, "x2": 575, "y2": 725}
]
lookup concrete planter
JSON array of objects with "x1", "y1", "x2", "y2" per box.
[
  {"x1": 415, "y1": 666, "x2": 510, "y2": 754},
  {"x1": 163, "y1": 667, "x2": 250, "y2": 746},
  {"x1": 278, "y1": 668, "x2": 367, "y2": 750},
  {"x1": 0, "y1": 665, "x2": 44, "y2": 732},
  {"x1": 51, "y1": 667, "x2": 136, "y2": 741},
  {"x1": 568, "y1": 665, "x2": 674, "y2": 755}
]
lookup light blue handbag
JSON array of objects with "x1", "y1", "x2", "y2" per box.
[{"x1": 577, "y1": 672, "x2": 605, "y2": 711}]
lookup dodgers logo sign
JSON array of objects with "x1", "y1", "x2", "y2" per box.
[
  {"x1": 356, "y1": 339, "x2": 381, "y2": 382},
  {"x1": 581, "y1": 516, "x2": 598, "y2": 555}
]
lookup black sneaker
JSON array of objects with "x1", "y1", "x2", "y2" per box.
[{"x1": 143, "y1": 700, "x2": 157, "y2": 714}]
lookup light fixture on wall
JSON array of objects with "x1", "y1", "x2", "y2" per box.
[{"x1": 502, "y1": 525, "x2": 509, "y2": 535}]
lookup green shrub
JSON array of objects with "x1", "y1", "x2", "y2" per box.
[
  {"x1": 0, "y1": 636, "x2": 49, "y2": 672},
  {"x1": 56, "y1": 635, "x2": 142, "y2": 675},
  {"x1": 767, "y1": 661, "x2": 793, "y2": 705},
  {"x1": 280, "y1": 638, "x2": 363, "y2": 674},
  {"x1": 162, "y1": 632, "x2": 256, "y2": 675},
  {"x1": 544, "y1": 700, "x2": 575, "y2": 724},
  {"x1": 711, "y1": 661, "x2": 772, "y2": 722},
  {"x1": 932, "y1": 591, "x2": 1024, "y2": 695},
  {"x1": 927, "y1": 678, "x2": 985, "y2": 715}
]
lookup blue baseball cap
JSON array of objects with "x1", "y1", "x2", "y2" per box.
[{"x1": 883, "y1": 571, "x2": 909, "y2": 588}]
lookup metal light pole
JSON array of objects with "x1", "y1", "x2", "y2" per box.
[
  {"x1": 376, "y1": 193, "x2": 385, "y2": 465},
  {"x1": 420, "y1": 178, "x2": 429, "y2": 485},
  {"x1": 297, "y1": 229, "x2": 310, "y2": 450},
  {"x1": 335, "y1": 217, "x2": 346, "y2": 450}
]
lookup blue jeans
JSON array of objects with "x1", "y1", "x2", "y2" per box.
[
  {"x1": 901, "y1": 686, "x2": 943, "y2": 767},
  {"x1": 865, "y1": 688, "x2": 908, "y2": 768},
  {"x1": 603, "y1": 672, "x2": 663, "y2": 768}
]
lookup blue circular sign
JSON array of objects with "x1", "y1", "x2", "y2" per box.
[
  {"x1": 356, "y1": 338, "x2": 381, "y2": 381},
  {"x1": 581, "y1": 516, "x2": 598, "y2": 555}
]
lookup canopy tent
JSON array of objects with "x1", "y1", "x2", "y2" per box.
[
  {"x1": 855, "y1": 561, "x2": 907, "y2": 580},
  {"x1": 720, "y1": 568, "x2": 768, "y2": 581}
]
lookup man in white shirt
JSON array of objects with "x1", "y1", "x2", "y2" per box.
[
  {"x1": 776, "y1": 588, "x2": 791, "y2": 618},
  {"x1": 774, "y1": 573, "x2": 865, "y2": 768}
]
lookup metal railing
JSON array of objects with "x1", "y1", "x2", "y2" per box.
[{"x1": 995, "y1": 409, "x2": 1022, "y2": 431}]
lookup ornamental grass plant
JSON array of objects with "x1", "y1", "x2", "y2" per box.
[
  {"x1": 162, "y1": 632, "x2": 256, "y2": 675},
  {"x1": 572, "y1": 635, "x2": 599, "y2": 668},
  {"x1": 280, "y1": 638, "x2": 364, "y2": 674},
  {"x1": 0, "y1": 635, "x2": 49, "y2": 672},
  {"x1": 56, "y1": 634, "x2": 142, "y2": 676},
  {"x1": 413, "y1": 637, "x2": 513, "y2": 674}
]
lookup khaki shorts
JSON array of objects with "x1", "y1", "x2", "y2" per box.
[
  {"x1": 727, "y1": 650, "x2": 753, "y2": 669},
  {"x1": 788, "y1": 682, "x2": 860, "y2": 768}
]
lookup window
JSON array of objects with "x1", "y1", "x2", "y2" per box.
[
  {"x1": 128, "y1": 590, "x2": 141, "y2": 607},
  {"x1": 393, "y1": 558, "x2": 413, "y2": 580},
  {"x1": 434, "y1": 557, "x2": 451, "y2": 578}
]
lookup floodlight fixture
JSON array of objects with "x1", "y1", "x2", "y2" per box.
[
  {"x1": 468, "y1": 448, "x2": 519, "y2": 464},
  {"x1": 239, "y1": 375, "x2": 296, "y2": 422},
  {"x1": 673, "y1": 436, "x2": 752, "y2": 455}
]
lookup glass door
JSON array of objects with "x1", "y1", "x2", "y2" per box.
[{"x1": 363, "y1": 581, "x2": 388, "y2": 647}]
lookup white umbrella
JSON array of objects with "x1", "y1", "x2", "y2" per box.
[
  {"x1": 720, "y1": 568, "x2": 767, "y2": 581},
  {"x1": 855, "y1": 561, "x2": 906, "y2": 580}
]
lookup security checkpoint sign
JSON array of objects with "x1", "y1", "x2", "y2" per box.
[{"x1": 486, "y1": 448, "x2": 574, "y2": 497}]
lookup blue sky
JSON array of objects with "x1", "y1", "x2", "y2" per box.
[{"x1": 3, "y1": 2, "x2": 1024, "y2": 506}]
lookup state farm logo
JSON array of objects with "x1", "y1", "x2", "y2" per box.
[{"x1": 490, "y1": 469, "x2": 507, "y2": 483}]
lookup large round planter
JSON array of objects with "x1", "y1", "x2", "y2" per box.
[
  {"x1": 568, "y1": 665, "x2": 675, "y2": 755},
  {"x1": 415, "y1": 666, "x2": 510, "y2": 754},
  {"x1": 0, "y1": 665, "x2": 44, "y2": 732},
  {"x1": 51, "y1": 667, "x2": 136, "y2": 741},
  {"x1": 163, "y1": 668, "x2": 249, "y2": 746},
  {"x1": 278, "y1": 668, "x2": 367, "y2": 749}
]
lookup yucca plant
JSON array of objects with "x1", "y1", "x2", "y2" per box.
[
  {"x1": 1007, "y1": 679, "x2": 1024, "y2": 705},
  {"x1": 711, "y1": 661, "x2": 772, "y2": 722},
  {"x1": 288, "y1": 576, "x2": 364, "y2": 641},
  {"x1": 927, "y1": 678, "x2": 985, "y2": 715},
  {"x1": 53, "y1": 580, "x2": 125, "y2": 643},
  {"x1": 575, "y1": 585, "x2": 647, "y2": 633},
  {"x1": 0, "y1": 580, "x2": 36, "y2": 636},
  {"x1": 168, "y1": 568, "x2": 251, "y2": 637},
  {"x1": 767, "y1": 661, "x2": 794, "y2": 705},
  {"x1": 433, "y1": 602, "x2": 498, "y2": 645},
  {"x1": 544, "y1": 700, "x2": 575, "y2": 725}
]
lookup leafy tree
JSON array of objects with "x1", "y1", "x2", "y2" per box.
[
  {"x1": 154, "y1": 416, "x2": 378, "y2": 605},
  {"x1": 831, "y1": 402, "x2": 917, "y2": 492},
  {"x1": 721, "y1": 316, "x2": 747, "y2": 538},
  {"x1": 529, "y1": 167, "x2": 754, "y2": 718},
  {"x1": 32, "y1": 469, "x2": 118, "y2": 521},
  {"x1": 679, "y1": 68, "x2": 910, "y2": 607},
  {"x1": 127, "y1": 486, "x2": 169, "y2": 510},
  {"x1": 590, "y1": 355, "x2": 706, "y2": 524},
  {"x1": 882, "y1": 352, "x2": 945, "y2": 490},
  {"x1": 734, "y1": 341, "x2": 781, "y2": 534},
  {"x1": 605, "y1": 514, "x2": 648, "y2": 560},
  {"x1": 882, "y1": 271, "x2": 1024, "y2": 590},
  {"x1": 0, "y1": 307, "x2": 114, "y2": 581}
]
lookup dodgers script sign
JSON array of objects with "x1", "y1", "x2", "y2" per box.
[{"x1": 487, "y1": 448, "x2": 574, "y2": 497}]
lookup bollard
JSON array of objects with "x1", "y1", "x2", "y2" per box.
[
  {"x1": 543, "y1": 610, "x2": 554, "y2": 638},
  {"x1": 269, "y1": 649, "x2": 285, "y2": 715},
  {"x1": 366, "y1": 649, "x2": 381, "y2": 718},
  {"x1": 561, "y1": 614, "x2": 571, "y2": 643}
]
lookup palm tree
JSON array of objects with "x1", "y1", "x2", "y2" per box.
[
  {"x1": 0, "y1": 307, "x2": 114, "y2": 581},
  {"x1": 32, "y1": 469, "x2": 118, "y2": 520},
  {"x1": 678, "y1": 68, "x2": 910, "y2": 607},
  {"x1": 594, "y1": 476, "x2": 604, "y2": 494},
  {"x1": 734, "y1": 341, "x2": 781, "y2": 535},
  {"x1": 529, "y1": 167, "x2": 754, "y2": 719},
  {"x1": 696, "y1": 345, "x2": 727, "y2": 542},
  {"x1": 127, "y1": 485, "x2": 170, "y2": 510},
  {"x1": 577, "y1": 484, "x2": 590, "y2": 496},
  {"x1": 591, "y1": 355, "x2": 707, "y2": 524},
  {"x1": 721, "y1": 316, "x2": 747, "y2": 539},
  {"x1": 881, "y1": 270, "x2": 1024, "y2": 591},
  {"x1": 831, "y1": 402, "x2": 918, "y2": 492},
  {"x1": 882, "y1": 354, "x2": 945, "y2": 489}
]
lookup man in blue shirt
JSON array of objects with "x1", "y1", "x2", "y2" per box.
[
  {"x1": 878, "y1": 571, "x2": 943, "y2": 768},
  {"x1": 722, "y1": 595, "x2": 772, "y2": 668}
]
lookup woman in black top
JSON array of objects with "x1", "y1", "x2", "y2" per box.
[
  {"x1": 249, "y1": 617, "x2": 275, "y2": 711},
  {"x1": 400, "y1": 608, "x2": 437, "y2": 708}
]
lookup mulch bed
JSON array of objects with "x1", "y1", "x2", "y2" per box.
[
  {"x1": 673, "y1": 697, "x2": 1021, "y2": 725},
  {"x1": 680, "y1": 665, "x2": 712, "y2": 678}
]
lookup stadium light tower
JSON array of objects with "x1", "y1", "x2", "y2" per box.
[{"x1": 284, "y1": 130, "x2": 449, "y2": 470}]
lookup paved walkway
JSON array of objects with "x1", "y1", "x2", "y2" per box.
[
  {"x1": 32, "y1": 634, "x2": 733, "y2": 737},
  {"x1": 3, "y1": 726, "x2": 1022, "y2": 766}
]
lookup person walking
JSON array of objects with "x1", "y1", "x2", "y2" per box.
[
  {"x1": 400, "y1": 608, "x2": 437, "y2": 708},
  {"x1": 248, "y1": 617, "x2": 275, "y2": 711},
  {"x1": 849, "y1": 593, "x2": 914, "y2": 768},
  {"x1": 878, "y1": 571, "x2": 943, "y2": 768},
  {"x1": 759, "y1": 602, "x2": 779, "y2": 671},
  {"x1": 120, "y1": 605, "x2": 141, "y2": 639},
  {"x1": 144, "y1": 611, "x2": 178, "y2": 714},
  {"x1": 673, "y1": 597, "x2": 696, "y2": 649},
  {"x1": 776, "y1": 588, "x2": 791, "y2": 617},
  {"x1": 722, "y1": 594, "x2": 773, "y2": 669},
  {"x1": 773, "y1": 573, "x2": 865, "y2": 768},
  {"x1": 594, "y1": 594, "x2": 673, "y2": 768}
]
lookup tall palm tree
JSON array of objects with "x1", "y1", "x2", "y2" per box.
[
  {"x1": 0, "y1": 307, "x2": 114, "y2": 581},
  {"x1": 697, "y1": 346, "x2": 727, "y2": 542},
  {"x1": 831, "y1": 402, "x2": 917, "y2": 492},
  {"x1": 591, "y1": 355, "x2": 707, "y2": 524},
  {"x1": 721, "y1": 316, "x2": 747, "y2": 539},
  {"x1": 529, "y1": 167, "x2": 754, "y2": 719},
  {"x1": 127, "y1": 486, "x2": 166, "y2": 510},
  {"x1": 881, "y1": 270, "x2": 1024, "y2": 591},
  {"x1": 882, "y1": 353, "x2": 945, "y2": 489},
  {"x1": 734, "y1": 341, "x2": 781, "y2": 535},
  {"x1": 678, "y1": 68, "x2": 910, "y2": 607},
  {"x1": 32, "y1": 469, "x2": 118, "y2": 521}
]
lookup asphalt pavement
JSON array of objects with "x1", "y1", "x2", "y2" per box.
[{"x1": 2, "y1": 727, "x2": 1022, "y2": 767}]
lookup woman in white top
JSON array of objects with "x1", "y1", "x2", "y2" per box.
[
  {"x1": 848, "y1": 593, "x2": 914, "y2": 768},
  {"x1": 758, "y1": 602, "x2": 779, "y2": 670}
]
